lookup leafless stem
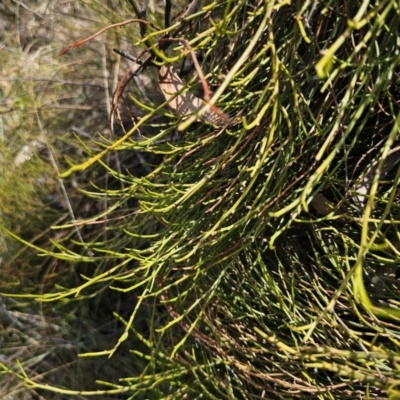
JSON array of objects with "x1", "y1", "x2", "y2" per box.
[
  {"x1": 127, "y1": 0, "x2": 150, "y2": 39},
  {"x1": 165, "y1": 0, "x2": 172, "y2": 30}
]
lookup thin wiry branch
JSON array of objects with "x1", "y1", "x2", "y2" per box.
[
  {"x1": 127, "y1": 0, "x2": 150, "y2": 39},
  {"x1": 165, "y1": 0, "x2": 172, "y2": 30}
]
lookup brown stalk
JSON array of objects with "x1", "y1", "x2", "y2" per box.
[{"x1": 56, "y1": 19, "x2": 158, "y2": 57}]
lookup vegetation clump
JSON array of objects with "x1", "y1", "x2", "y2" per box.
[{"x1": 2, "y1": 0, "x2": 400, "y2": 398}]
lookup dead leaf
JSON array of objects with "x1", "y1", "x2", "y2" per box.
[{"x1": 159, "y1": 64, "x2": 238, "y2": 127}]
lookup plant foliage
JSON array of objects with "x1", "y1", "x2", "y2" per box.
[{"x1": 2, "y1": 0, "x2": 400, "y2": 398}]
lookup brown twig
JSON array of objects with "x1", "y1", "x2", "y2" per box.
[{"x1": 56, "y1": 19, "x2": 158, "y2": 57}]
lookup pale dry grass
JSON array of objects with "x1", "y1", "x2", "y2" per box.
[{"x1": 0, "y1": 1, "x2": 152, "y2": 398}]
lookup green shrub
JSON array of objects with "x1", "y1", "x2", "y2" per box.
[{"x1": 2, "y1": 0, "x2": 400, "y2": 398}]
